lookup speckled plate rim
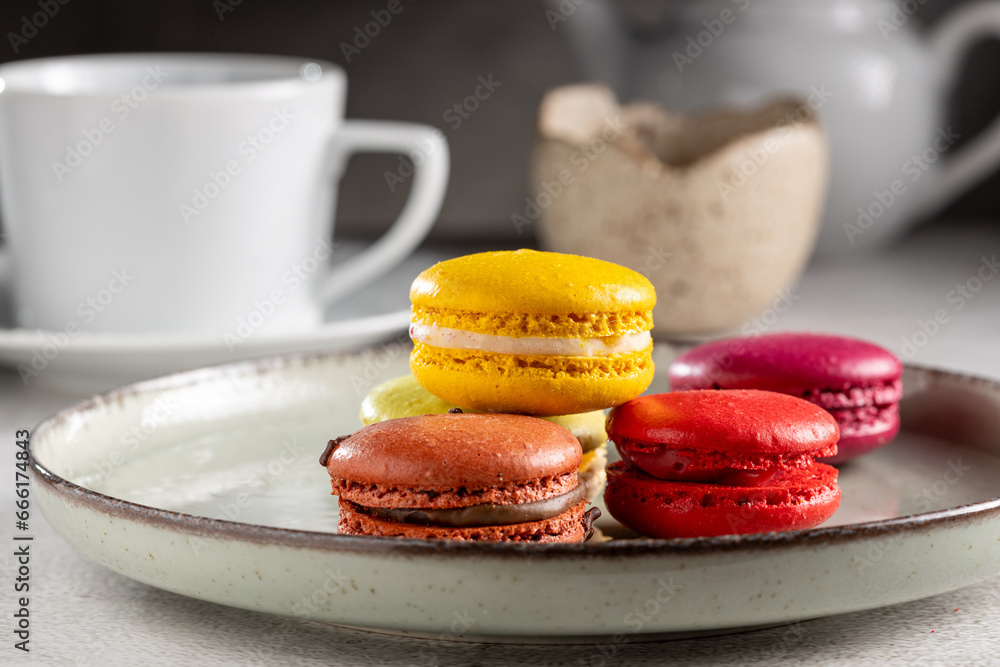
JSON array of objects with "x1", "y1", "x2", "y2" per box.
[{"x1": 27, "y1": 348, "x2": 1000, "y2": 560}]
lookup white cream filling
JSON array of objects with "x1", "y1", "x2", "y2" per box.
[{"x1": 409, "y1": 323, "x2": 651, "y2": 357}]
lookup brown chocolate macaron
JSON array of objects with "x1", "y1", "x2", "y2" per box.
[{"x1": 321, "y1": 412, "x2": 600, "y2": 542}]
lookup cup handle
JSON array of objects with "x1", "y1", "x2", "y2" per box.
[
  {"x1": 926, "y1": 1, "x2": 1000, "y2": 210},
  {"x1": 317, "y1": 120, "x2": 449, "y2": 305}
]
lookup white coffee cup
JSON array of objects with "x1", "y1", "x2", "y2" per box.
[{"x1": 0, "y1": 53, "x2": 449, "y2": 336}]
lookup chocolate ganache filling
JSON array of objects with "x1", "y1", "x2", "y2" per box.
[{"x1": 359, "y1": 484, "x2": 586, "y2": 527}]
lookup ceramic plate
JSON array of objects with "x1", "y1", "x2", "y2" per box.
[{"x1": 29, "y1": 346, "x2": 1000, "y2": 640}]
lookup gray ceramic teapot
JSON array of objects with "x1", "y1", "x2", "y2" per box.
[{"x1": 564, "y1": 0, "x2": 1000, "y2": 253}]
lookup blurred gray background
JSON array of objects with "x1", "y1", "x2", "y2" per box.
[{"x1": 0, "y1": 0, "x2": 997, "y2": 241}]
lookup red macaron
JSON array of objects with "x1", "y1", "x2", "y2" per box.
[
  {"x1": 322, "y1": 412, "x2": 599, "y2": 542},
  {"x1": 668, "y1": 333, "x2": 903, "y2": 463},
  {"x1": 604, "y1": 390, "x2": 841, "y2": 538}
]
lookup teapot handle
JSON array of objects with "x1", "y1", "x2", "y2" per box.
[{"x1": 926, "y1": 1, "x2": 1000, "y2": 209}]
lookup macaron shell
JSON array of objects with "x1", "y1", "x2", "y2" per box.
[
  {"x1": 359, "y1": 374, "x2": 455, "y2": 426},
  {"x1": 614, "y1": 439, "x2": 835, "y2": 479},
  {"x1": 410, "y1": 249, "x2": 656, "y2": 317},
  {"x1": 804, "y1": 382, "x2": 903, "y2": 410},
  {"x1": 326, "y1": 413, "x2": 581, "y2": 490},
  {"x1": 604, "y1": 461, "x2": 841, "y2": 538},
  {"x1": 338, "y1": 499, "x2": 587, "y2": 542},
  {"x1": 411, "y1": 343, "x2": 653, "y2": 416},
  {"x1": 358, "y1": 373, "x2": 608, "y2": 452},
  {"x1": 668, "y1": 334, "x2": 902, "y2": 463},
  {"x1": 546, "y1": 410, "x2": 608, "y2": 453},
  {"x1": 579, "y1": 447, "x2": 608, "y2": 501},
  {"x1": 606, "y1": 390, "x2": 839, "y2": 455},
  {"x1": 411, "y1": 305, "x2": 654, "y2": 338},
  {"x1": 823, "y1": 404, "x2": 901, "y2": 464},
  {"x1": 669, "y1": 333, "x2": 902, "y2": 394},
  {"x1": 333, "y1": 471, "x2": 579, "y2": 511}
]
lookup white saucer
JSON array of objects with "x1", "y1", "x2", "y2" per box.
[
  {"x1": 0, "y1": 309, "x2": 411, "y2": 393},
  {"x1": 0, "y1": 241, "x2": 465, "y2": 392}
]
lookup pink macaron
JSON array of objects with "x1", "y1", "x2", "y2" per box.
[{"x1": 668, "y1": 333, "x2": 903, "y2": 463}]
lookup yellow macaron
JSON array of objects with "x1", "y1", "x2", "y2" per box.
[
  {"x1": 359, "y1": 374, "x2": 609, "y2": 500},
  {"x1": 409, "y1": 249, "x2": 655, "y2": 416}
]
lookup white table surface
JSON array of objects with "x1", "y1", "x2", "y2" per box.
[{"x1": 2, "y1": 221, "x2": 1000, "y2": 665}]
